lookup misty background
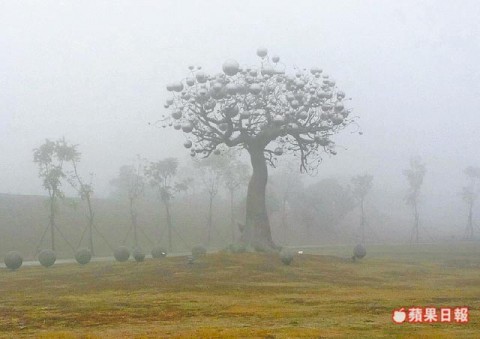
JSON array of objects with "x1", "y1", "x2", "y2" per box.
[{"x1": 1, "y1": 0, "x2": 480, "y2": 249}]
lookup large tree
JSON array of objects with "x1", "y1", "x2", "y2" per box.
[{"x1": 160, "y1": 48, "x2": 355, "y2": 250}]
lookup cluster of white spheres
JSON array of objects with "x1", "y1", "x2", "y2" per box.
[{"x1": 164, "y1": 47, "x2": 346, "y2": 158}]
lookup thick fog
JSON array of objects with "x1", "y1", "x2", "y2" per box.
[{"x1": 1, "y1": 0, "x2": 480, "y2": 236}]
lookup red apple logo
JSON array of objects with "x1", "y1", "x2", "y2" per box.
[{"x1": 392, "y1": 308, "x2": 406, "y2": 324}]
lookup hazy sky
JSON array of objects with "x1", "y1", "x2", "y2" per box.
[{"x1": 1, "y1": 0, "x2": 480, "y2": 225}]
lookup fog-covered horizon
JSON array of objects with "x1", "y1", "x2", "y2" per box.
[{"x1": 1, "y1": 0, "x2": 479, "y2": 232}]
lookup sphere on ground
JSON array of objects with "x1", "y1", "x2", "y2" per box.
[
  {"x1": 256, "y1": 47, "x2": 268, "y2": 58},
  {"x1": 4, "y1": 251, "x2": 23, "y2": 270},
  {"x1": 38, "y1": 249, "x2": 56, "y2": 268},
  {"x1": 192, "y1": 245, "x2": 207, "y2": 258},
  {"x1": 222, "y1": 59, "x2": 240, "y2": 76},
  {"x1": 280, "y1": 249, "x2": 294, "y2": 265},
  {"x1": 133, "y1": 248, "x2": 145, "y2": 262},
  {"x1": 75, "y1": 248, "x2": 92, "y2": 265},
  {"x1": 114, "y1": 246, "x2": 130, "y2": 262},
  {"x1": 353, "y1": 244, "x2": 367, "y2": 259},
  {"x1": 151, "y1": 246, "x2": 167, "y2": 259}
]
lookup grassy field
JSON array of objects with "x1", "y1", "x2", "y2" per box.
[{"x1": 0, "y1": 243, "x2": 479, "y2": 338}]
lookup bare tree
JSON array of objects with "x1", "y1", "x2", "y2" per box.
[
  {"x1": 351, "y1": 174, "x2": 374, "y2": 244},
  {"x1": 33, "y1": 138, "x2": 75, "y2": 252},
  {"x1": 403, "y1": 157, "x2": 426, "y2": 243},
  {"x1": 110, "y1": 158, "x2": 145, "y2": 249},
  {"x1": 145, "y1": 157, "x2": 188, "y2": 252},
  {"x1": 290, "y1": 178, "x2": 354, "y2": 241},
  {"x1": 60, "y1": 140, "x2": 112, "y2": 256},
  {"x1": 194, "y1": 155, "x2": 229, "y2": 246},
  {"x1": 159, "y1": 48, "x2": 356, "y2": 250},
  {"x1": 461, "y1": 166, "x2": 480, "y2": 239}
]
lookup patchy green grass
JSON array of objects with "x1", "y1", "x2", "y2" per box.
[{"x1": 0, "y1": 243, "x2": 479, "y2": 338}]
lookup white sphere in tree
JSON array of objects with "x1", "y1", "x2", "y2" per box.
[
  {"x1": 256, "y1": 47, "x2": 268, "y2": 58},
  {"x1": 172, "y1": 82, "x2": 184, "y2": 92},
  {"x1": 274, "y1": 147, "x2": 283, "y2": 156},
  {"x1": 249, "y1": 84, "x2": 262, "y2": 95},
  {"x1": 261, "y1": 64, "x2": 275, "y2": 76},
  {"x1": 195, "y1": 71, "x2": 207, "y2": 83},
  {"x1": 222, "y1": 59, "x2": 240, "y2": 76}
]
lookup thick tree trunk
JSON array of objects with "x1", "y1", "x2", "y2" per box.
[{"x1": 243, "y1": 145, "x2": 276, "y2": 250}]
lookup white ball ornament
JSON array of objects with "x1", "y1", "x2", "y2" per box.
[
  {"x1": 249, "y1": 83, "x2": 262, "y2": 95},
  {"x1": 261, "y1": 64, "x2": 275, "y2": 76},
  {"x1": 256, "y1": 47, "x2": 268, "y2": 58},
  {"x1": 274, "y1": 147, "x2": 283, "y2": 156},
  {"x1": 225, "y1": 83, "x2": 237, "y2": 95},
  {"x1": 182, "y1": 122, "x2": 193, "y2": 133},
  {"x1": 222, "y1": 59, "x2": 240, "y2": 76},
  {"x1": 196, "y1": 71, "x2": 207, "y2": 83},
  {"x1": 172, "y1": 82, "x2": 184, "y2": 92}
]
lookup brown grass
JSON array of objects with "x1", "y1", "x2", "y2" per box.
[{"x1": 0, "y1": 243, "x2": 479, "y2": 338}]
